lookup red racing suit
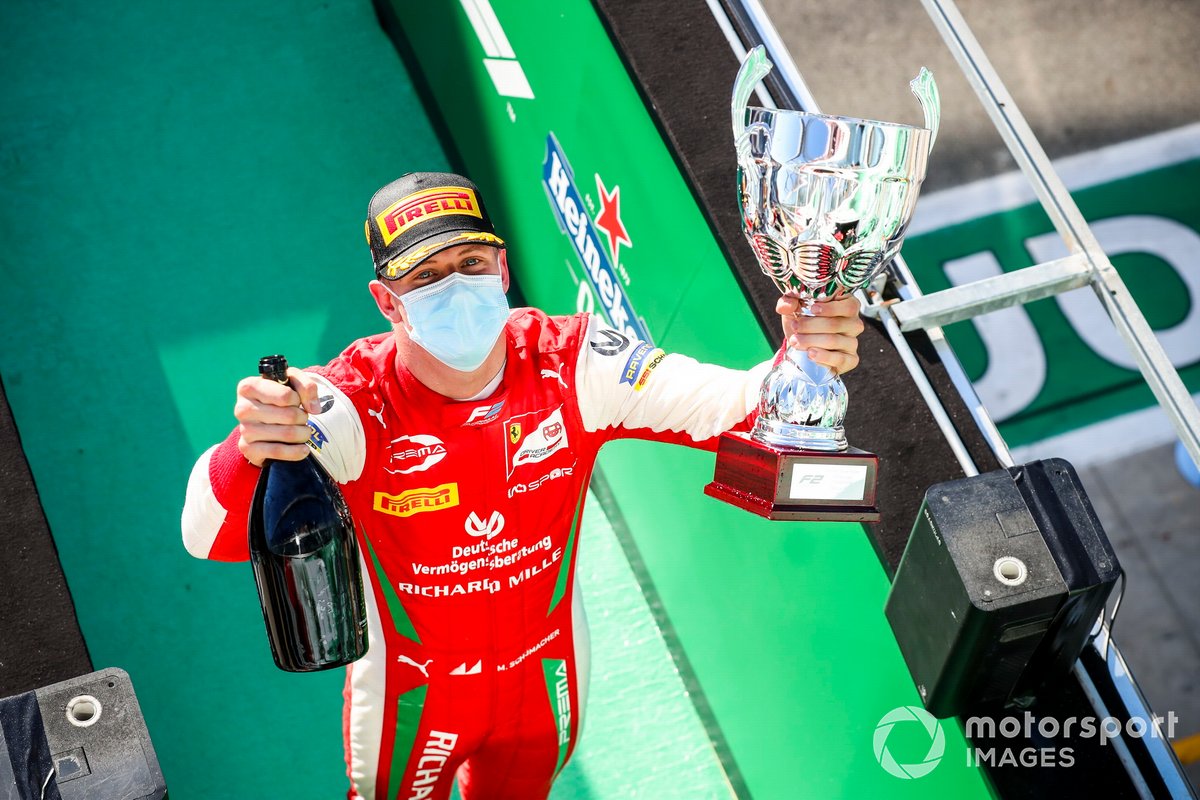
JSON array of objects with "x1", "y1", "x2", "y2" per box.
[{"x1": 182, "y1": 309, "x2": 771, "y2": 799}]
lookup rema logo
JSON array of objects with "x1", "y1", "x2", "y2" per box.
[
  {"x1": 873, "y1": 706, "x2": 946, "y2": 779},
  {"x1": 542, "y1": 658, "x2": 572, "y2": 779},
  {"x1": 543, "y1": 133, "x2": 652, "y2": 345}
]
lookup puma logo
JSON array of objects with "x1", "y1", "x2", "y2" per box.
[
  {"x1": 540, "y1": 368, "x2": 568, "y2": 389},
  {"x1": 368, "y1": 402, "x2": 387, "y2": 427},
  {"x1": 397, "y1": 655, "x2": 433, "y2": 678}
]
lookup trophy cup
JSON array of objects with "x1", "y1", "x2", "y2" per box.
[{"x1": 704, "y1": 46, "x2": 940, "y2": 521}]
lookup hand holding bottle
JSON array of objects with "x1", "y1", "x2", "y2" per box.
[{"x1": 234, "y1": 367, "x2": 323, "y2": 466}]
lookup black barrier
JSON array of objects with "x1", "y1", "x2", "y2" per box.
[
  {"x1": 0, "y1": 668, "x2": 166, "y2": 799},
  {"x1": 0, "y1": 375, "x2": 91, "y2": 698}
]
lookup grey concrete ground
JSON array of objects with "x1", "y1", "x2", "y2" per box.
[
  {"x1": 762, "y1": 0, "x2": 1200, "y2": 784},
  {"x1": 762, "y1": 0, "x2": 1200, "y2": 190},
  {"x1": 1079, "y1": 445, "x2": 1200, "y2": 789}
]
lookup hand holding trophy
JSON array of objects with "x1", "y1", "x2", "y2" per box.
[{"x1": 705, "y1": 46, "x2": 940, "y2": 521}]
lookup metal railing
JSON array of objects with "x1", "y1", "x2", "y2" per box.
[{"x1": 902, "y1": 0, "x2": 1200, "y2": 471}]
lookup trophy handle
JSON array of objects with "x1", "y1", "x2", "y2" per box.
[
  {"x1": 909, "y1": 67, "x2": 941, "y2": 152},
  {"x1": 732, "y1": 45, "x2": 773, "y2": 143}
]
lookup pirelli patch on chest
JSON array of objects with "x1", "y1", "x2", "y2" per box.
[{"x1": 373, "y1": 483, "x2": 460, "y2": 518}]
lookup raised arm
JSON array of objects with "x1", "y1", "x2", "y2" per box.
[
  {"x1": 575, "y1": 295, "x2": 863, "y2": 449},
  {"x1": 575, "y1": 316, "x2": 773, "y2": 448}
]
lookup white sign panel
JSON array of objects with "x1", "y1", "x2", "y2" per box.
[{"x1": 789, "y1": 464, "x2": 869, "y2": 502}]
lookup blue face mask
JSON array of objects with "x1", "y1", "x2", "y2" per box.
[{"x1": 389, "y1": 273, "x2": 510, "y2": 372}]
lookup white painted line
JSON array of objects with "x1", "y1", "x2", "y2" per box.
[
  {"x1": 473, "y1": 0, "x2": 515, "y2": 58},
  {"x1": 910, "y1": 122, "x2": 1200, "y2": 236},
  {"x1": 483, "y1": 58, "x2": 534, "y2": 100},
  {"x1": 1010, "y1": 392, "x2": 1200, "y2": 469},
  {"x1": 461, "y1": 0, "x2": 515, "y2": 59},
  {"x1": 459, "y1": 0, "x2": 501, "y2": 58}
]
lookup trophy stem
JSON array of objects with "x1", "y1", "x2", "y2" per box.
[
  {"x1": 784, "y1": 343, "x2": 837, "y2": 385},
  {"x1": 751, "y1": 344, "x2": 849, "y2": 452}
]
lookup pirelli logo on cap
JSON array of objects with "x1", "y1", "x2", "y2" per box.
[
  {"x1": 373, "y1": 483, "x2": 460, "y2": 518},
  {"x1": 375, "y1": 187, "x2": 482, "y2": 246}
]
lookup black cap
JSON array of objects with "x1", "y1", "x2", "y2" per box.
[
  {"x1": 365, "y1": 172, "x2": 505, "y2": 279},
  {"x1": 258, "y1": 355, "x2": 289, "y2": 383}
]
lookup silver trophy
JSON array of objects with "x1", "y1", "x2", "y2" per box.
[{"x1": 733, "y1": 46, "x2": 939, "y2": 452}]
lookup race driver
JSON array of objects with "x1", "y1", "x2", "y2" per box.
[{"x1": 181, "y1": 172, "x2": 865, "y2": 799}]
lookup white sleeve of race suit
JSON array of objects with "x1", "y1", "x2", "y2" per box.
[
  {"x1": 182, "y1": 444, "x2": 227, "y2": 559},
  {"x1": 304, "y1": 374, "x2": 367, "y2": 484},
  {"x1": 576, "y1": 315, "x2": 774, "y2": 441}
]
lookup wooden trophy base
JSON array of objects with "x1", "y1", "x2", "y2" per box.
[{"x1": 704, "y1": 431, "x2": 880, "y2": 522}]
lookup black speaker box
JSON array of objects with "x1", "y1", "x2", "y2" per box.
[
  {"x1": 1, "y1": 667, "x2": 166, "y2": 799},
  {"x1": 885, "y1": 458, "x2": 1121, "y2": 718}
]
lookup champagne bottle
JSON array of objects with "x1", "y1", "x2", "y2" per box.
[{"x1": 248, "y1": 355, "x2": 369, "y2": 672}]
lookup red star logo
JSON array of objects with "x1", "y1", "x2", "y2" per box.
[{"x1": 594, "y1": 174, "x2": 632, "y2": 264}]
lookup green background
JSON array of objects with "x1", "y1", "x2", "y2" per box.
[
  {"x1": 1, "y1": 1, "x2": 424, "y2": 794},
  {"x1": 1, "y1": 0, "x2": 991, "y2": 797}
]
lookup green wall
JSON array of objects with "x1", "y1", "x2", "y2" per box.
[
  {"x1": 2, "y1": 0, "x2": 993, "y2": 797},
  {"x1": 0, "y1": 1, "x2": 739, "y2": 796},
  {"x1": 905, "y1": 155, "x2": 1200, "y2": 446},
  {"x1": 1, "y1": 1, "x2": 440, "y2": 795}
]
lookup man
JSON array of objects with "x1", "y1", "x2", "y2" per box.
[{"x1": 182, "y1": 172, "x2": 864, "y2": 799}]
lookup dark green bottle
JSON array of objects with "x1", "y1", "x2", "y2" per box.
[{"x1": 248, "y1": 355, "x2": 369, "y2": 672}]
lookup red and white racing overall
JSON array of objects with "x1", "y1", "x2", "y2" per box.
[{"x1": 182, "y1": 309, "x2": 771, "y2": 799}]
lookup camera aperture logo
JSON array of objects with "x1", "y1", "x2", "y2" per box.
[{"x1": 873, "y1": 706, "x2": 946, "y2": 779}]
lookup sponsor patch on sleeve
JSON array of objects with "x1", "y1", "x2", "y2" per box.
[
  {"x1": 588, "y1": 328, "x2": 630, "y2": 356},
  {"x1": 306, "y1": 420, "x2": 329, "y2": 452},
  {"x1": 618, "y1": 342, "x2": 654, "y2": 386},
  {"x1": 633, "y1": 349, "x2": 666, "y2": 391}
]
